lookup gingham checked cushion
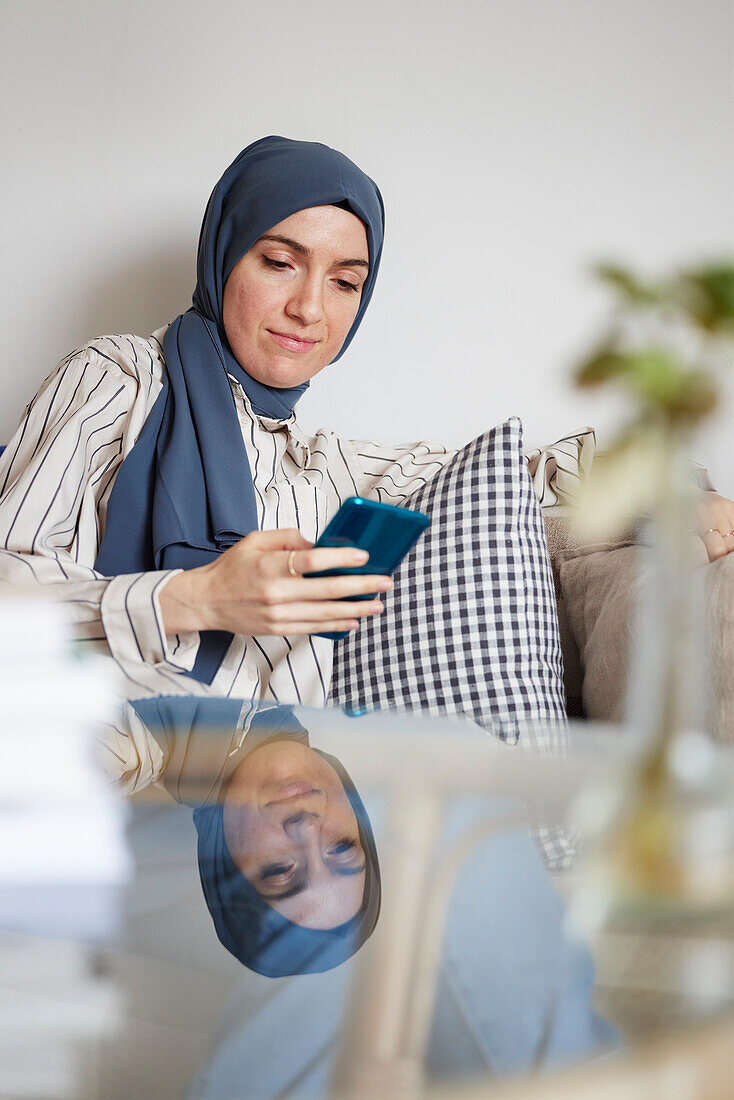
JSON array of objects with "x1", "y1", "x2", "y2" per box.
[
  {"x1": 328, "y1": 418, "x2": 571, "y2": 869},
  {"x1": 328, "y1": 418, "x2": 568, "y2": 751}
]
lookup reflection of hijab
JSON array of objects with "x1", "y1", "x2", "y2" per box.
[
  {"x1": 96, "y1": 136, "x2": 385, "y2": 684},
  {"x1": 130, "y1": 696, "x2": 381, "y2": 978}
]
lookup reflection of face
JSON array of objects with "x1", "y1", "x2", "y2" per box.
[
  {"x1": 223, "y1": 741, "x2": 366, "y2": 930},
  {"x1": 222, "y1": 204, "x2": 369, "y2": 389}
]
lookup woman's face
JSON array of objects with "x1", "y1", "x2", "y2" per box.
[
  {"x1": 222, "y1": 205, "x2": 370, "y2": 389},
  {"x1": 223, "y1": 741, "x2": 366, "y2": 929}
]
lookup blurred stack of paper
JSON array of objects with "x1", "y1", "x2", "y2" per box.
[
  {"x1": 0, "y1": 596, "x2": 130, "y2": 1096},
  {"x1": 0, "y1": 931, "x2": 120, "y2": 1099},
  {"x1": 0, "y1": 595, "x2": 131, "y2": 941}
]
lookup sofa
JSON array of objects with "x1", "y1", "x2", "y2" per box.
[{"x1": 542, "y1": 506, "x2": 734, "y2": 741}]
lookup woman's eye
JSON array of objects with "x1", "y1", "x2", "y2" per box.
[
  {"x1": 260, "y1": 862, "x2": 295, "y2": 881},
  {"x1": 335, "y1": 278, "x2": 360, "y2": 293},
  {"x1": 262, "y1": 257, "x2": 291, "y2": 271},
  {"x1": 329, "y1": 839, "x2": 356, "y2": 857}
]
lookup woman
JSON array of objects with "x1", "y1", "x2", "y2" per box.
[
  {"x1": 0, "y1": 136, "x2": 425, "y2": 703},
  {"x1": 0, "y1": 135, "x2": 731, "y2": 706}
]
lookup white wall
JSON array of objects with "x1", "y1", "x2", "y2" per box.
[{"x1": 2, "y1": 0, "x2": 733, "y2": 491}]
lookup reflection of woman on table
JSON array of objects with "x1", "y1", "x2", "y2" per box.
[
  {"x1": 127, "y1": 696, "x2": 380, "y2": 977},
  {"x1": 106, "y1": 696, "x2": 617, "y2": 1087},
  {"x1": 125, "y1": 695, "x2": 378, "y2": 981}
]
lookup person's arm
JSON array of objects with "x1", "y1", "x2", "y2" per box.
[
  {"x1": 694, "y1": 490, "x2": 734, "y2": 563},
  {"x1": 687, "y1": 454, "x2": 734, "y2": 563},
  {"x1": 157, "y1": 529, "x2": 392, "y2": 637},
  {"x1": 0, "y1": 350, "x2": 393, "y2": 676},
  {"x1": 523, "y1": 427, "x2": 734, "y2": 564},
  {"x1": 95, "y1": 702, "x2": 166, "y2": 794},
  {"x1": 0, "y1": 343, "x2": 197, "y2": 678}
]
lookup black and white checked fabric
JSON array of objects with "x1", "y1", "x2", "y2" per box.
[
  {"x1": 328, "y1": 418, "x2": 572, "y2": 868},
  {"x1": 329, "y1": 418, "x2": 567, "y2": 743}
]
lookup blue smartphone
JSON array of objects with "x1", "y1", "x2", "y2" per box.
[{"x1": 304, "y1": 496, "x2": 430, "y2": 640}]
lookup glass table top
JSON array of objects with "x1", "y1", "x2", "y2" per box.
[{"x1": 2, "y1": 697, "x2": 734, "y2": 1099}]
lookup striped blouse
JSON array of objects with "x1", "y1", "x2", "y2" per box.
[{"x1": 0, "y1": 328, "x2": 591, "y2": 712}]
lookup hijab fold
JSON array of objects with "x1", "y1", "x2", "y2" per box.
[{"x1": 95, "y1": 137, "x2": 384, "y2": 683}]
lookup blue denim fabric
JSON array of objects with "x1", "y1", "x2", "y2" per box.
[{"x1": 188, "y1": 798, "x2": 618, "y2": 1098}]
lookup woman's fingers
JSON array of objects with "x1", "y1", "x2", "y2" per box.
[
  {"x1": 279, "y1": 619, "x2": 362, "y2": 635},
  {"x1": 248, "y1": 528, "x2": 313, "y2": 552},
  {"x1": 288, "y1": 545, "x2": 370, "y2": 575},
  {"x1": 288, "y1": 574, "x2": 392, "y2": 601},
  {"x1": 237, "y1": 533, "x2": 380, "y2": 578},
  {"x1": 275, "y1": 600, "x2": 384, "y2": 623},
  {"x1": 701, "y1": 529, "x2": 729, "y2": 562},
  {"x1": 695, "y1": 494, "x2": 734, "y2": 560},
  {"x1": 198, "y1": 529, "x2": 393, "y2": 636}
]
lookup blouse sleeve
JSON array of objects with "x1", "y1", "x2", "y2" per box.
[
  {"x1": 329, "y1": 426, "x2": 717, "y2": 521},
  {"x1": 525, "y1": 428, "x2": 717, "y2": 504},
  {"x1": 341, "y1": 438, "x2": 459, "y2": 503},
  {"x1": 0, "y1": 342, "x2": 200, "y2": 679},
  {"x1": 95, "y1": 702, "x2": 166, "y2": 794},
  {"x1": 341, "y1": 429, "x2": 600, "y2": 508},
  {"x1": 525, "y1": 427, "x2": 598, "y2": 507}
]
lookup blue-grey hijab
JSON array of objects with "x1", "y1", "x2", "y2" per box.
[{"x1": 95, "y1": 137, "x2": 384, "y2": 683}]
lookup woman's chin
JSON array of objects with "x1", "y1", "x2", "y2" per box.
[{"x1": 247, "y1": 359, "x2": 322, "y2": 389}]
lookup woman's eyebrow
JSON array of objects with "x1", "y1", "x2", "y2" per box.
[{"x1": 258, "y1": 234, "x2": 369, "y2": 269}]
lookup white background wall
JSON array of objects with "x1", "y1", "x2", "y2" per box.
[{"x1": 2, "y1": 0, "x2": 733, "y2": 490}]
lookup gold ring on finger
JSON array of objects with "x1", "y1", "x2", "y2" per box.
[{"x1": 287, "y1": 550, "x2": 299, "y2": 577}]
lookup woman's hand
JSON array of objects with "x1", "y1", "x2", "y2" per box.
[
  {"x1": 158, "y1": 529, "x2": 392, "y2": 638},
  {"x1": 693, "y1": 492, "x2": 734, "y2": 565}
]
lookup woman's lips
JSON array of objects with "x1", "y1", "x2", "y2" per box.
[
  {"x1": 268, "y1": 330, "x2": 319, "y2": 353},
  {"x1": 267, "y1": 782, "x2": 319, "y2": 803}
]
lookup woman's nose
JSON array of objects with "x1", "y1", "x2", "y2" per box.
[
  {"x1": 285, "y1": 275, "x2": 324, "y2": 327},
  {"x1": 283, "y1": 811, "x2": 321, "y2": 838}
]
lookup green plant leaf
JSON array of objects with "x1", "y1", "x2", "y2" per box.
[
  {"x1": 575, "y1": 348, "x2": 629, "y2": 387},
  {"x1": 619, "y1": 349, "x2": 718, "y2": 421},
  {"x1": 576, "y1": 346, "x2": 719, "y2": 424},
  {"x1": 677, "y1": 265, "x2": 734, "y2": 332},
  {"x1": 594, "y1": 264, "x2": 661, "y2": 305}
]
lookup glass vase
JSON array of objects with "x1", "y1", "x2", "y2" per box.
[{"x1": 573, "y1": 430, "x2": 734, "y2": 925}]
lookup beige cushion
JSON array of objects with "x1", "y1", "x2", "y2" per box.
[
  {"x1": 557, "y1": 544, "x2": 640, "y2": 724},
  {"x1": 541, "y1": 510, "x2": 635, "y2": 718},
  {"x1": 541, "y1": 512, "x2": 585, "y2": 716},
  {"x1": 557, "y1": 542, "x2": 734, "y2": 741}
]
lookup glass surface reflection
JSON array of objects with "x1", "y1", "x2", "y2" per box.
[
  {"x1": 2, "y1": 698, "x2": 628, "y2": 1098},
  {"x1": 130, "y1": 697, "x2": 380, "y2": 978}
]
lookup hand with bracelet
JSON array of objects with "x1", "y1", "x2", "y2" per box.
[
  {"x1": 693, "y1": 492, "x2": 734, "y2": 565},
  {"x1": 159, "y1": 529, "x2": 392, "y2": 638}
]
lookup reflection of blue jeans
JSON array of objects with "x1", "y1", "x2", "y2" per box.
[
  {"x1": 426, "y1": 800, "x2": 618, "y2": 1079},
  {"x1": 189, "y1": 799, "x2": 618, "y2": 1098}
]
